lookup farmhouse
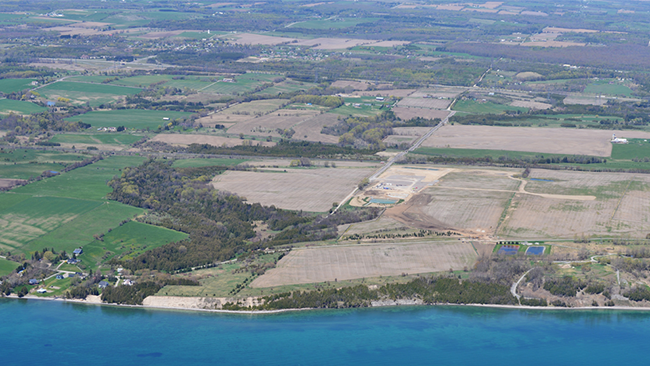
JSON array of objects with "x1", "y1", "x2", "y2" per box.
[
  {"x1": 28, "y1": 279, "x2": 38, "y2": 285},
  {"x1": 98, "y1": 281, "x2": 109, "y2": 289},
  {"x1": 37, "y1": 288, "x2": 47, "y2": 293}
]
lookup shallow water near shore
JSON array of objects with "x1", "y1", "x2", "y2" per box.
[{"x1": 2, "y1": 298, "x2": 649, "y2": 365}]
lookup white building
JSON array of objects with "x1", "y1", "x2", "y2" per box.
[{"x1": 611, "y1": 134, "x2": 628, "y2": 144}]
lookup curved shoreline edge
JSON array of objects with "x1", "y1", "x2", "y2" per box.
[{"x1": 4, "y1": 294, "x2": 650, "y2": 314}]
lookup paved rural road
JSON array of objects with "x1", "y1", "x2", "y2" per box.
[
  {"x1": 330, "y1": 110, "x2": 455, "y2": 215},
  {"x1": 368, "y1": 110, "x2": 455, "y2": 182}
]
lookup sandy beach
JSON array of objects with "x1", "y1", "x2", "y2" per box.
[{"x1": 6, "y1": 294, "x2": 650, "y2": 314}]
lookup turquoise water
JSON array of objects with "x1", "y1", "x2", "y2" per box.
[
  {"x1": 2, "y1": 298, "x2": 650, "y2": 365},
  {"x1": 369, "y1": 198, "x2": 397, "y2": 204}
]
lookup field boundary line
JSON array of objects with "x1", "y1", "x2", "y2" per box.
[
  {"x1": 198, "y1": 81, "x2": 220, "y2": 91},
  {"x1": 609, "y1": 180, "x2": 631, "y2": 221}
]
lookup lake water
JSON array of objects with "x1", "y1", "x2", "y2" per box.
[{"x1": 2, "y1": 298, "x2": 649, "y2": 365}]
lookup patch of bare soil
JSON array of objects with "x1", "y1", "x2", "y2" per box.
[
  {"x1": 385, "y1": 193, "x2": 453, "y2": 231},
  {"x1": 0, "y1": 179, "x2": 25, "y2": 189}
]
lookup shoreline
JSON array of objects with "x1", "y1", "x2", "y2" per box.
[{"x1": 5, "y1": 294, "x2": 650, "y2": 314}]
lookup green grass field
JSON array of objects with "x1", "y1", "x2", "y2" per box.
[
  {"x1": 200, "y1": 73, "x2": 281, "y2": 95},
  {"x1": 584, "y1": 79, "x2": 634, "y2": 97},
  {"x1": 0, "y1": 257, "x2": 18, "y2": 276},
  {"x1": 0, "y1": 150, "x2": 86, "y2": 180},
  {"x1": 13, "y1": 156, "x2": 145, "y2": 200},
  {"x1": 109, "y1": 74, "x2": 213, "y2": 90},
  {"x1": 0, "y1": 99, "x2": 47, "y2": 115},
  {"x1": 65, "y1": 75, "x2": 114, "y2": 84},
  {"x1": 159, "y1": 252, "x2": 281, "y2": 297},
  {"x1": 0, "y1": 195, "x2": 102, "y2": 253},
  {"x1": 65, "y1": 109, "x2": 193, "y2": 130},
  {"x1": 26, "y1": 202, "x2": 144, "y2": 255},
  {"x1": 610, "y1": 139, "x2": 650, "y2": 160},
  {"x1": 258, "y1": 80, "x2": 316, "y2": 95},
  {"x1": 0, "y1": 194, "x2": 29, "y2": 212},
  {"x1": 79, "y1": 221, "x2": 188, "y2": 270},
  {"x1": 0, "y1": 163, "x2": 66, "y2": 180},
  {"x1": 413, "y1": 145, "x2": 650, "y2": 172},
  {"x1": 172, "y1": 158, "x2": 248, "y2": 168},
  {"x1": 0, "y1": 79, "x2": 37, "y2": 94},
  {"x1": 0, "y1": 154, "x2": 149, "y2": 257},
  {"x1": 329, "y1": 103, "x2": 389, "y2": 117},
  {"x1": 453, "y1": 99, "x2": 528, "y2": 114},
  {"x1": 49, "y1": 133, "x2": 144, "y2": 146},
  {"x1": 38, "y1": 82, "x2": 141, "y2": 107}
]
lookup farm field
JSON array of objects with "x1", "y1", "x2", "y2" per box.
[
  {"x1": 0, "y1": 162, "x2": 65, "y2": 180},
  {"x1": 22, "y1": 201, "x2": 144, "y2": 255},
  {"x1": 391, "y1": 107, "x2": 450, "y2": 121},
  {"x1": 0, "y1": 99, "x2": 46, "y2": 115},
  {"x1": 223, "y1": 33, "x2": 296, "y2": 45},
  {"x1": 584, "y1": 79, "x2": 634, "y2": 97},
  {"x1": 291, "y1": 113, "x2": 340, "y2": 143},
  {"x1": 420, "y1": 125, "x2": 650, "y2": 156},
  {"x1": 150, "y1": 134, "x2": 275, "y2": 147},
  {"x1": 289, "y1": 18, "x2": 377, "y2": 29},
  {"x1": 258, "y1": 79, "x2": 317, "y2": 95},
  {"x1": 383, "y1": 127, "x2": 430, "y2": 146},
  {"x1": 227, "y1": 109, "x2": 320, "y2": 137},
  {"x1": 37, "y1": 81, "x2": 141, "y2": 106},
  {"x1": 342, "y1": 216, "x2": 408, "y2": 237},
  {"x1": 49, "y1": 133, "x2": 143, "y2": 150},
  {"x1": 384, "y1": 169, "x2": 518, "y2": 235},
  {"x1": 362, "y1": 164, "x2": 650, "y2": 240},
  {"x1": 409, "y1": 87, "x2": 467, "y2": 99},
  {"x1": 199, "y1": 73, "x2": 282, "y2": 94},
  {"x1": 414, "y1": 145, "x2": 650, "y2": 172},
  {"x1": 211, "y1": 166, "x2": 374, "y2": 212},
  {"x1": 500, "y1": 169, "x2": 650, "y2": 239},
  {"x1": 0, "y1": 78, "x2": 37, "y2": 94},
  {"x1": 492, "y1": 169, "x2": 650, "y2": 238},
  {"x1": 397, "y1": 97, "x2": 451, "y2": 109},
  {"x1": 353, "y1": 89, "x2": 416, "y2": 97},
  {"x1": 0, "y1": 257, "x2": 17, "y2": 276},
  {"x1": 250, "y1": 241, "x2": 477, "y2": 287},
  {"x1": 107, "y1": 75, "x2": 212, "y2": 90},
  {"x1": 0, "y1": 150, "x2": 86, "y2": 180},
  {"x1": 172, "y1": 158, "x2": 249, "y2": 168},
  {"x1": 207, "y1": 99, "x2": 286, "y2": 126},
  {"x1": 78, "y1": 221, "x2": 188, "y2": 271},
  {"x1": 12, "y1": 156, "x2": 146, "y2": 200},
  {"x1": 65, "y1": 109, "x2": 193, "y2": 130},
  {"x1": 329, "y1": 101, "x2": 386, "y2": 117},
  {"x1": 0, "y1": 153, "x2": 151, "y2": 256},
  {"x1": 453, "y1": 99, "x2": 528, "y2": 114},
  {"x1": 0, "y1": 195, "x2": 102, "y2": 253},
  {"x1": 295, "y1": 37, "x2": 376, "y2": 49}
]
